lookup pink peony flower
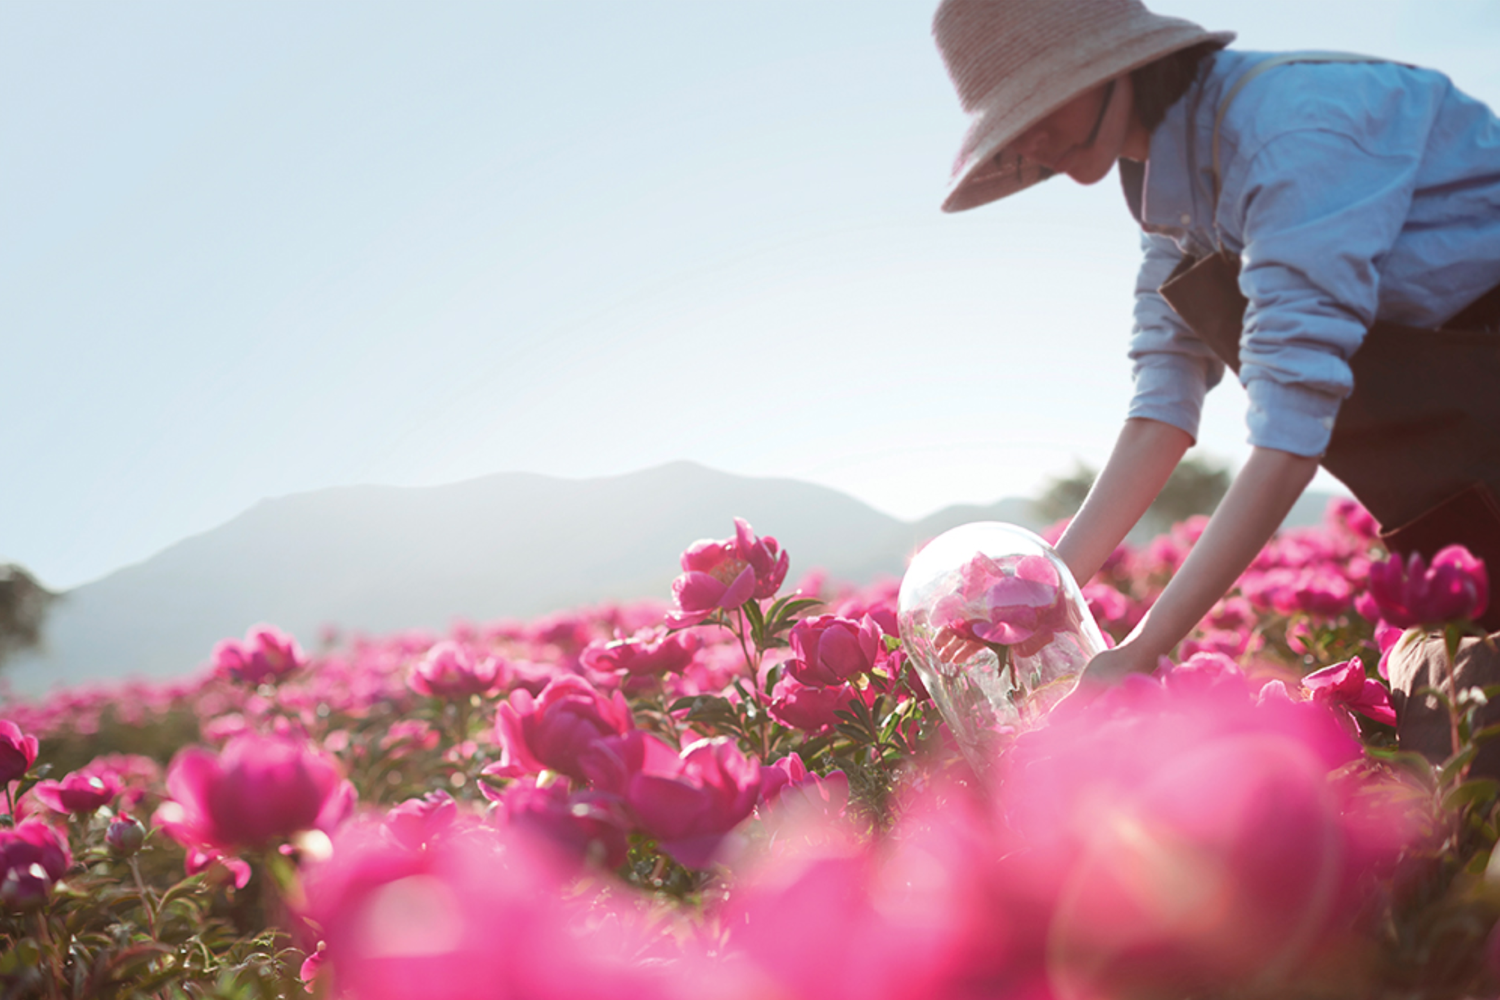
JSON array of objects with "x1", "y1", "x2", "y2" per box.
[
  {"x1": 154, "y1": 734, "x2": 355, "y2": 853},
  {"x1": 0, "y1": 720, "x2": 39, "y2": 784},
  {"x1": 758, "y1": 753, "x2": 849, "y2": 822},
  {"x1": 666, "y1": 532, "x2": 758, "y2": 628},
  {"x1": 582, "y1": 732, "x2": 761, "y2": 868},
  {"x1": 489, "y1": 675, "x2": 633, "y2": 781},
  {"x1": 1302, "y1": 657, "x2": 1397, "y2": 727},
  {"x1": 31, "y1": 768, "x2": 122, "y2": 815},
  {"x1": 213, "y1": 624, "x2": 308, "y2": 686},
  {"x1": 734, "y1": 517, "x2": 790, "y2": 600},
  {"x1": 407, "y1": 642, "x2": 505, "y2": 699},
  {"x1": 487, "y1": 778, "x2": 630, "y2": 870},
  {"x1": 1369, "y1": 544, "x2": 1489, "y2": 628},
  {"x1": 580, "y1": 626, "x2": 701, "y2": 678},
  {"x1": 786, "y1": 614, "x2": 884, "y2": 687},
  {"x1": 1326, "y1": 497, "x2": 1381, "y2": 543},
  {"x1": 768, "y1": 673, "x2": 869, "y2": 732},
  {"x1": 303, "y1": 818, "x2": 667, "y2": 1000},
  {"x1": 0, "y1": 821, "x2": 72, "y2": 910},
  {"x1": 384, "y1": 791, "x2": 459, "y2": 852}
]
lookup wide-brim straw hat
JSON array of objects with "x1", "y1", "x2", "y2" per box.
[{"x1": 934, "y1": 0, "x2": 1234, "y2": 212}]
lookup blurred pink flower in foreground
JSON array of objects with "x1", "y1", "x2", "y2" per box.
[
  {"x1": 407, "y1": 641, "x2": 504, "y2": 699},
  {"x1": 304, "y1": 819, "x2": 667, "y2": 1000},
  {"x1": 0, "y1": 720, "x2": 39, "y2": 785},
  {"x1": 155, "y1": 734, "x2": 355, "y2": 853},
  {"x1": 32, "y1": 768, "x2": 121, "y2": 815},
  {"x1": 1369, "y1": 544, "x2": 1489, "y2": 628},
  {"x1": 213, "y1": 624, "x2": 308, "y2": 686},
  {"x1": 490, "y1": 675, "x2": 633, "y2": 782}
]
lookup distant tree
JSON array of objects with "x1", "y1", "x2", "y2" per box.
[
  {"x1": 1032, "y1": 455, "x2": 1232, "y2": 536},
  {"x1": 1032, "y1": 461, "x2": 1097, "y2": 526},
  {"x1": 0, "y1": 563, "x2": 56, "y2": 671}
]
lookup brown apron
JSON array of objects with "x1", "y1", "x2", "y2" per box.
[{"x1": 1148, "y1": 55, "x2": 1500, "y2": 630}]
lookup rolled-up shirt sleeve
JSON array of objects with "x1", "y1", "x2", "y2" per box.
[
  {"x1": 1127, "y1": 231, "x2": 1226, "y2": 442},
  {"x1": 1226, "y1": 128, "x2": 1420, "y2": 456}
]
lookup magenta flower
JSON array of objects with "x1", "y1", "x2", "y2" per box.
[
  {"x1": 0, "y1": 821, "x2": 72, "y2": 910},
  {"x1": 787, "y1": 614, "x2": 883, "y2": 687},
  {"x1": 384, "y1": 791, "x2": 459, "y2": 851},
  {"x1": 487, "y1": 778, "x2": 630, "y2": 870},
  {"x1": 155, "y1": 734, "x2": 355, "y2": 852},
  {"x1": 758, "y1": 753, "x2": 849, "y2": 821},
  {"x1": 213, "y1": 624, "x2": 308, "y2": 686},
  {"x1": 768, "y1": 673, "x2": 868, "y2": 732},
  {"x1": 490, "y1": 675, "x2": 633, "y2": 781},
  {"x1": 582, "y1": 732, "x2": 761, "y2": 868},
  {"x1": 666, "y1": 534, "x2": 757, "y2": 628},
  {"x1": 580, "y1": 626, "x2": 701, "y2": 677},
  {"x1": 1369, "y1": 544, "x2": 1489, "y2": 628},
  {"x1": 734, "y1": 517, "x2": 790, "y2": 599},
  {"x1": 407, "y1": 642, "x2": 505, "y2": 699},
  {"x1": 32, "y1": 768, "x2": 122, "y2": 815},
  {"x1": 0, "y1": 720, "x2": 39, "y2": 785},
  {"x1": 1302, "y1": 658, "x2": 1397, "y2": 727},
  {"x1": 304, "y1": 819, "x2": 667, "y2": 1000}
]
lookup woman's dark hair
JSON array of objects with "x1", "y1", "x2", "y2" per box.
[{"x1": 1130, "y1": 41, "x2": 1226, "y2": 132}]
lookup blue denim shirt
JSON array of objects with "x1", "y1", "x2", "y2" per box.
[{"x1": 1128, "y1": 49, "x2": 1500, "y2": 456}]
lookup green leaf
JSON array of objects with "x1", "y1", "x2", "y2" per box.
[
  {"x1": 1443, "y1": 778, "x2": 1499, "y2": 814},
  {"x1": 1440, "y1": 745, "x2": 1479, "y2": 787}
]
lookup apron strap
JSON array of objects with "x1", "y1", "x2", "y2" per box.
[{"x1": 1208, "y1": 52, "x2": 1386, "y2": 250}]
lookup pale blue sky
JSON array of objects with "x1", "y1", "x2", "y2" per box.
[{"x1": 4, "y1": 1, "x2": 1498, "y2": 590}]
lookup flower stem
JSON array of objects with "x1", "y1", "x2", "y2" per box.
[
  {"x1": 1443, "y1": 623, "x2": 1464, "y2": 765},
  {"x1": 129, "y1": 855, "x2": 159, "y2": 937}
]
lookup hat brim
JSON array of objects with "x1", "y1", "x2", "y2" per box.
[{"x1": 942, "y1": 25, "x2": 1235, "y2": 213}]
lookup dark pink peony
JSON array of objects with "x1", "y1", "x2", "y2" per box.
[
  {"x1": 487, "y1": 778, "x2": 630, "y2": 870},
  {"x1": 490, "y1": 675, "x2": 633, "y2": 781},
  {"x1": 213, "y1": 624, "x2": 308, "y2": 686},
  {"x1": 582, "y1": 732, "x2": 761, "y2": 868},
  {"x1": 32, "y1": 768, "x2": 122, "y2": 815},
  {"x1": 384, "y1": 791, "x2": 459, "y2": 852},
  {"x1": 787, "y1": 614, "x2": 883, "y2": 687},
  {"x1": 768, "y1": 673, "x2": 869, "y2": 732},
  {"x1": 155, "y1": 734, "x2": 355, "y2": 852},
  {"x1": 407, "y1": 642, "x2": 505, "y2": 699},
  {"x1": 734, "y1": 517, "x2": 790, "y2": 600},
  {"x1": 0, "y1": 821, "x2": 72, "y2": 911},
  {"x1": 1303, "y1": 657, "x2": 1397, "y2": 727},
  {"x1": 0, "y1": 720, "x2": 39, "y2": 784},
  {"x1": 1369, "y1": 544, "x2": 1489, "y2": 628},
  {"x1": 580, "y1": 626, "x2": 701, "y2": 677},
  {"x1": 665, "y1": 534, "x2": 757, "y2": 628}
]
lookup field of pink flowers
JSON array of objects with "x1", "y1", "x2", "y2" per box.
[{"x1": 3, "y1": 503, "x2": 1499, "y2": 1000}]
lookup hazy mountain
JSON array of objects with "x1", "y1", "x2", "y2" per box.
[{"x1": 4, "y1": 462, "x2": 1334, "y2": 696}]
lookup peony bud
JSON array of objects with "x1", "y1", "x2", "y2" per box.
[{"x1": 106, "y1": 814, "x2": 146, "y2": 857}]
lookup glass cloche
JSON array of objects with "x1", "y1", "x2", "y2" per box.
[{"x1": 898, "y1": 522, "x2": 1106, "y2": 768}]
